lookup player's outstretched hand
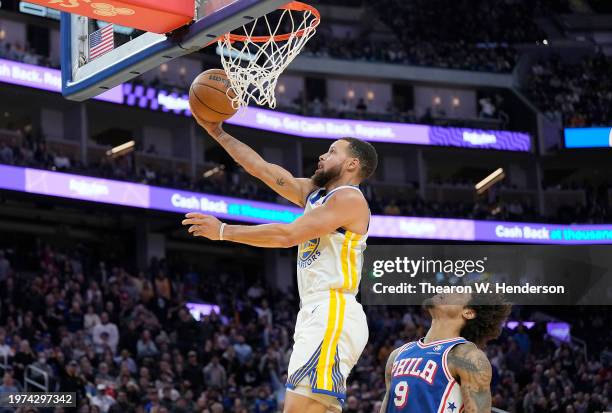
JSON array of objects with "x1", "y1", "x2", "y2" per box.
[
  {"x1": 182, "y1": 212, "x2": 223, "y2": 241},
  {"x1": 192, "y1": 112, "x2": 223, "y2": 137}
]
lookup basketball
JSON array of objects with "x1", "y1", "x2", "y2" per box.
[{"x1": 189, "y1": 69, "x2": 238, "y2": 123}]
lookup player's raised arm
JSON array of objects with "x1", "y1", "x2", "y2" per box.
[
  {"x1": 182, "y1": 187, "x2": 368, "y2": 248},
  {"x1": 380, "y1": 347, "x2": 402, "y2": 413},
  {"x1": 447, "y1": 343, "x2": 492, "y2": 413},
  {"x1": 196, "y1": 116, "x2": 315, "y2": 207}
]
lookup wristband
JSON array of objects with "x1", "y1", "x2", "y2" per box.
[{"x1": 219, "y1": 223, "x2": 226, "y2": 241}]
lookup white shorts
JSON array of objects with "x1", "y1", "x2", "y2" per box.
[{"x1": 286, "y1": 290, "x2": 369, "y2": 408}]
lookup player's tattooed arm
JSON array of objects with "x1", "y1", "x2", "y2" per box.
[
  {"x1": 380, "y1": 347, "x2": 402, "y2": 413},
  {"x1": 196, "y1": 119, "x2": 314, "y2": 207},
  {"x1": 448, "y1": 344, "x2": 492, "y2": 413}
]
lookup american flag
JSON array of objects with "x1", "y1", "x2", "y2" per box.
[{"x1": 89, "y1": 24, "x2": 114, "y2": 61}]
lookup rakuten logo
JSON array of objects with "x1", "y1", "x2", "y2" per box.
[
  {"x1": 463, "y1": 132, "x2": 497, "y2": 145},
  {"x1": 69, "y1": 179, "x2": 110, "y2": 197}
]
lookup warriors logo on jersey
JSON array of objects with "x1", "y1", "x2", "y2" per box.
[{"x1": 298, "y1": 238, "x2": 321, "y2": 267}]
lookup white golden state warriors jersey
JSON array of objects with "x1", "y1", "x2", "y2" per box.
[{"x1": 296, "y1": 186, "x2": 368, "y2": 300}]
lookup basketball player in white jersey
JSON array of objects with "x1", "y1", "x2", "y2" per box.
[
  {"x1": 380, "y1": 293, "x2": 511, "y2": 413},
  {"x1": 182, "y1": 118, "x2": 378, "y2": 413}
]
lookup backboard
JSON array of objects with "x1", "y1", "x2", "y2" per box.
[{"x1": 60, "y1": 0, "x2": 288, "y2": 101}]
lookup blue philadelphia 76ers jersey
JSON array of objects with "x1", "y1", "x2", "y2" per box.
[{"x1": 386, "y1": 337, "x2": 467, "y2": 413}]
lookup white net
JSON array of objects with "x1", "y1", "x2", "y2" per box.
[{"x1": 217, "y1": 2, "x2": 320, "y2": 109}]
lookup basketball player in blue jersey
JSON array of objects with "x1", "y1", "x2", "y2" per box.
[
  {"x1": 182, "y1": 118, "x2": 378, "y2": 413},
  {"x1": 381, "y1": 293, "x2": 511, "y2": 413}
]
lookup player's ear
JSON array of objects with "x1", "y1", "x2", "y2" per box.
[
  {"x1": 347, "y1": 157, "x2": 360, "y2": 174},
  {"x1": 462, "y1": 307, "x2": 476, "y2": 320}
]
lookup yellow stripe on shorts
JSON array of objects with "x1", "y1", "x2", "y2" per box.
[
  {"x1": 316, "y1": 289, "x2": 346, "y2": 391},
  {"x1": 327, "y1": 291, "x2": 346, "y2": 385}
]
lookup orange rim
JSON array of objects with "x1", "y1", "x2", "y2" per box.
[{"x1": 223, "y1": 1, "x2": 320, "y2": 43}]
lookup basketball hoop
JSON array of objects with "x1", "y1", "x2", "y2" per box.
[{"x1": 216, "y1": 1, "x2": 320, "y2": 109}]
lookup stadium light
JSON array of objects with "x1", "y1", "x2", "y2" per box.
[
  {"x1": 106, "y1": 140, "x2": 135, "y2": 158},
  {"x1": 475, "y1": 168, "x2": 505, "y2": 195},
  {"x1": 203, "y1": 165, "x2": 225, "y2": 178}
]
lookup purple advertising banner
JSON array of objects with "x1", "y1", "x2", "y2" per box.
[
  {"x1": 429, "y1": 126, "x2": 531, "y2": 151},
  {"x1": 149, "y1": 186, "x2": 302, "y2": 224},
  {"x1": 24, "y1": 168, "x2": 150, "y2": 208},
  {"x1": 1, "y1": 164, "x2": 611, "y2": 244},
  {"x1": 226, "y1": 108, "x2": 431, "y2": 146},
  {"x1": 0, "y1": 58, "x2": 123, "y2": 103},
  {"x1": 121, "y1": 84, "x2": 531, "y2": 152},
  {"x1": 475, "y1": 220, "x2": 612, "y2": 244},
  {"x1": 223, "y1": 108, "x2": 531, "y2": 151},
  {"x1": 369, "y1": 215, "x2": 475, "y2": 241}
]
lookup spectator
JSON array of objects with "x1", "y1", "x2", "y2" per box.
[
  {"x1": 479, "y1": 97, "x2": 496, "y2": 118},
  {"x1": 114, "y1": 349, "x2": 138, "y2": 375},
  {"x1": 153, "y1": 271, "x2": 172, "y2": 301},
  {"x1": 0, "y1": 143, "x2": 13, "y2": 165},
  {"x1": 30, "y1": 352, "x2": 55, "y2": 387},
  {"x1": 0, "y1": 372, "x2": 19, "y2": 393},
  {"x1": 90, "y1": 383, "x2": 116, "y2": 413},
  {"x1": 183, "y1": 350, "x2": 204, "y2": 392},
  {"x1": 136, "y1": 330, "x2": 159, "y2": 359},
  {"x1": 247, "y1": 282, "x2": 265, "y2": 301},
  {"x1": 255, "y1": 299, "x2": 273, "y2": 325},
  {"x1": 59, "y1": 360, "x2": 86, "y2": 399},
  {"x1": 0, "y1": 372, "x2": 20, "y2": 413},
  {"x1": 66, "y1": 301, "x2": 85, "y2": 333},
  {"x1": 174, "y1": 309, "x2": 198, "y2": 353},
  {"x1": 84, "y1": 305, "x2": 102, "y2": 333},
  {"x1": 12, "y1": 340, "x2": 35, "y2": 383},
  {"x1": 53, "y1": 152, "x2": 71, "y2": 170},
  {"x1": 92, "y1": 312, "x2": 119, "y2": 354},
  {"x1": 254, "y1": 387, "x2": 277, "y2": 413},
  {"x1": 108, "y1": 389, "x2": 135, "y2": 413},
  {"x1": 0, "y1": 328, "x2": 12, "y2": 360},
  {"x1": 233, "y1": 335, "x2": 253, "y2": 365},
  {"x1": 203, "y1": 356, "x2": 227, "y2": 389},
  {"x1": 513, "y1": 324, "x2": 531, "y2": 354},
  {"x1": 309, "y1": 98, "x2": 324, "y2": 116}
]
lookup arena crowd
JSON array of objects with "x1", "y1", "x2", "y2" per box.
[{"x1": 0, "y1": 241, "x2": 610, "y2": 412}]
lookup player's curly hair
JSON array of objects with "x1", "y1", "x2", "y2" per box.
[{"x1": 460, "y1": 293, "x2": 512, "y2": 348}]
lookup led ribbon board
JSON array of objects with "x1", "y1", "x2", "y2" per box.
[
  {"x1": 564, "y1": 127, "x2": 612, "y2": 148},
  {"x1": 1, "y1": 164, "x2": 610, "y2": 244}
]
